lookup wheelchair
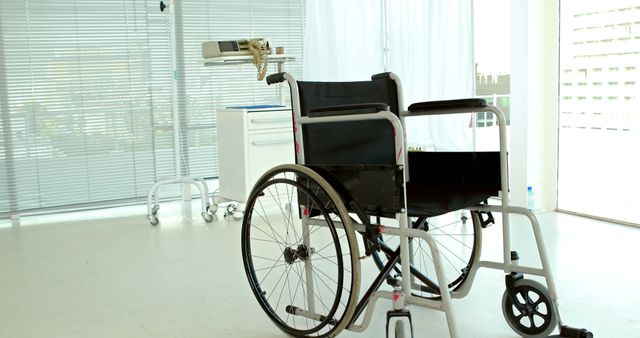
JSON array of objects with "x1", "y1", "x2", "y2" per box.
[{"x1": 240, "y1": 72, "x2": 592, "y2": 338}]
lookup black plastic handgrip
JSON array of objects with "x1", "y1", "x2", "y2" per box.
[
  {"x1": 266, "y1": 72, "x2": 286, "y2": 85},
  {"x1": 371, "y1": 72, "x2": 393, "y2": 81},
  {"x1": 160, "y1": 1, "x2": 167, "y2": 12}
]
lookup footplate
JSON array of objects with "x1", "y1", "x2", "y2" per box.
[{"x1": 547, "y1": 325, "x2": 593, "y2": 338}]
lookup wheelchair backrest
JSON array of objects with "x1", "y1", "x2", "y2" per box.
[{"x1": 296, "y1": 74, "x2": 400, "y2": 166}]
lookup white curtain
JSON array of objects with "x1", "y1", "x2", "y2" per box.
[
  {"x1": 303, "y1": 0, "x2": 474, "y2": 150},
  {"x1": 303, "y1": 0, "x2": 385, "y2": 81}
]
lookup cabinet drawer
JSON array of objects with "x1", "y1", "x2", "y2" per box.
[
  {"x1": 248, "y1": 132, "x2": 295, "y2": 187},
  {"x1": 247, "y1": 110, "x2": 292, "y2": 131}
]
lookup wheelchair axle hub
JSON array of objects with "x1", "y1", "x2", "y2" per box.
[{"x1": 284, "y1": 244, "x2": 310, "y2": 264}]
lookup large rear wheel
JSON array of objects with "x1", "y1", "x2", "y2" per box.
[{"x1": 242, "y1": 164, "x2": 361, "y2": 337}]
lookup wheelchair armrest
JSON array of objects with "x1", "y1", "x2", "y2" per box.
[
  {"x1": 308, "y1": 103, "x2": 390, "y2": 118},
  {"x1": 405, "y1": 98, "x2": 487, "y2": 116}
]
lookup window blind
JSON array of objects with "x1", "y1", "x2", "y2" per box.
[
  {"x1": 0, "y1": 0, "x2": 174, "y2": 214},
  {"x1": 0, "y1": 0, "x2": 305, "y2": 215}
]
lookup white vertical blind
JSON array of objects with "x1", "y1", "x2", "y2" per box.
[
  {"x1": 303, "y1": 0, "x2": 473, "y2": 151},
  {"x1": 0, "y1": 0, "x2": 306, "y2": 215}
]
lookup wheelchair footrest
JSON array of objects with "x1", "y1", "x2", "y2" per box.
[
  {"x1": 547, "y1": 325, "x2": 593, "y2": 338},
  {"x1": 386, "y1": 310, "x2": 414, "y2": 338}
]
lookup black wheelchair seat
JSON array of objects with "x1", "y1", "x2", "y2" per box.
[{"x1": 405, "y1": 151, "x2": 501, "y2": 217}]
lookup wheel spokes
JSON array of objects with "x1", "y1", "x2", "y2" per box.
[{"x1": 242, "y1": 167, "x2": 358, "y2": 337}]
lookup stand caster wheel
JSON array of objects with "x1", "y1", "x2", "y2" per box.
[
  {"x1": 148, "y1": 205, "x2": 160, "y2": 226},
  {"x1": 224, "y1": 203, "x2": 237, "y2": 217},
  {"x1": 147, "y1": 214, "x2": 159, "y2": 226},
  {"x1": 208, "y1": 203, "x2": 218, "y2": 214},
  {"x1": 232, "y1": 210, "x2": 244, "y2": 220},
  {"x1": 202, "y1": 211, "x2": 214, "y2": 223}
]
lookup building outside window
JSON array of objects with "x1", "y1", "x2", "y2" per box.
[
  {"x1": 474, "y1": 0, "x2": 511, "y2": 150},
  {"x1": 558, "y1": 0, "x2": 640, "y2": 225}
]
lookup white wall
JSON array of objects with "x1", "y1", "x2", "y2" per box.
[{"x1": 510, "y1": 0, "x2": 559, "y2": 211}]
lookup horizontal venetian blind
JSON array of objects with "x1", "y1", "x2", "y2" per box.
[
  {"x1": 0, "y1": 0, "x2": 306, "y2": 215},
  {"x1": 0, "y1": 0, "x2": 174, "y2": 213}
]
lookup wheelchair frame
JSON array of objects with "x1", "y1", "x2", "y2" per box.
[{"x1": 242, "y1": 72, "x2": 590, "y2": 338}]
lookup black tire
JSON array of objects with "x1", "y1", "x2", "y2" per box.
[
  {"x1": 395, "y1": 320, "x2": 405, "y2": 338},
  {"x1": 242, "y1": 164, "x2": 361, "y2": 337},
  {"x1": 371, "y1": 210, "x2": 480, "y2": 299},
  {"x1": 501, "y1": 279, "x2": 557, "y2": 338}
]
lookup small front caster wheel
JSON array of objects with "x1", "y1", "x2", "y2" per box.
[
  {"x1": 501, "y1": 279, "x2": 557, "y2": 338},
  {"x1": 395, "y1": 321, "x2": 405, "y2": 338}
]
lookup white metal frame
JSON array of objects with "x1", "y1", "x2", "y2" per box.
[
  {"x1": 145, "y1": 0, "x2": 212, "y2": 225},
  {"x1": 278, "y1": 72, "x2": 563, "y2": 337}
]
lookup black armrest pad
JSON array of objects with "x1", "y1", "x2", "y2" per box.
[
  {"x1": 309, "y1": 103, "x2": 389, "y2": 118},
  {"x1": 408, "y1": 98, "x2": 487, "y2": 112}
]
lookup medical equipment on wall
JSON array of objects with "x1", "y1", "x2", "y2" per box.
[{"x1": 202, "y1": 38, "x2": 270, "y2": 80}]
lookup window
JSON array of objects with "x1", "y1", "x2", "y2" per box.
[
  {"x1": 558, "y1": 0, "x2": 640, "y2": 225},
  {"x1": 473, "y1": 0, "x2": 511, "y2": 150},
  {"x1": 0, "y1": 0, "x2": 305, "y2": 215},
  {"x1": 0, "y1": 0, "x2": 173, "y2": 213}
]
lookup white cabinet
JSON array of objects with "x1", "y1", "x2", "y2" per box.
[{"x1": 217, "y1": 107, "x2": 295, "y2": 203}]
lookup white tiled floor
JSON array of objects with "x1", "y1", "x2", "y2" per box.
[{"x1": 1, "y1": 202, "x2": 639, "y2": 338}]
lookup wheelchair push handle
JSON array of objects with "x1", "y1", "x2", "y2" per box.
[{"x1": 266, "y1": 72, "x2": 287, "y2": 85}]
